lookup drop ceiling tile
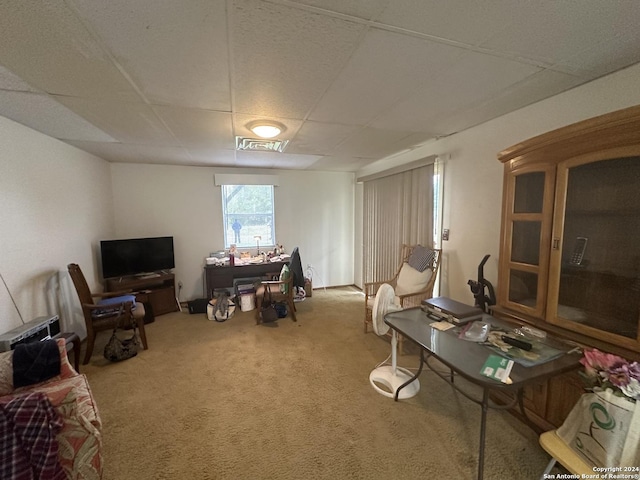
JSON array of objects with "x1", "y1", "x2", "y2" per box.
[
  {"x1": 307, "y1": 155, "x2": 373, "y2": 172},
  {"x1": 269, "y1": 153, "x2": 322, "y2": 170},
  {"x1": 68, "y1": 0, "x2": 231, "y2": 110},
  {"x1": 124, "y1": 144, "x2": 194, "y2": 165},
  {"x1": 333, "y1": 127, "x2": 426, "y2": 158},
  {"x1": 235, "y1": 151, "x2": 320, "y2": 169},
  {"x1": 386, "y1": 132, "x2": 435, "y2": 155},
  {"x1": 153, "y1": 106, "x2": 234, "y2": 149},
  {"x1": 309, "y1": 28, "x2": 465, "y2": 125},
  {"x1": 0, "y1": 91, "x2": 116, "y2": 142},
  {"x1": 432, "y1": 69, "x2": 586, "y2": 135},
  {"x1": 481, "y1": 1, "x2": 640, "y2": 71},
  {"x1": 0, "y1": 1, "x2": 139, "y2": 101},
  {"x1": 370, "y1": 51, "x2": 542, "y2": 133},
  {"x1": 186, "y1": 148, "x2": 237, "y2": 166},
  {"x1": 1, "y1": 1, "x2": 640, "y2": 174},
  {"x1": 287, "y1": 0, "x2": 390, "y2": 20},
  {"x1": 285, "y1": 121, "x2": 360, "y2": 155},
  {"x1": 66, "y1": 140, "x2": 192, "y2": 165},
  {"x1": 63, "y1": 140, "x2": 124, "y2": 161},
  {"x1": 558, "y1": 30, "x2": 640, "y2": 77},
  {"x1": 56, "y1": 96, "x2": 178, "y2": 146},
  {"x1": 376, "y1": 0, "x2": 517, "y2": 46},
  {"x1": 0, "y1": 66, "x2": 41, "y2": 93},
  {"x1": 231, "y1": 0, "x2": 366, "y2": 118}
]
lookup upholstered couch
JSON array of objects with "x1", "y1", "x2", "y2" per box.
[{"x1": 0, "y1": 338, "x2": 103, "y2": 479}]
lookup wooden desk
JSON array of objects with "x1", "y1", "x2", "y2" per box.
[
  {"x1": 384, "y1": 307, "x2": 581, "y2": 480},
  {"x1": 204, "y1": 261, "x2": 287, "y2": 298}
]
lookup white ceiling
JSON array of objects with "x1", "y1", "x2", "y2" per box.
[{"x1": 1, "y1": 0, "x2": 639, "y2": 172}]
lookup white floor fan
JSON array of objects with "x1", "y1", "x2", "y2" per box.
[{"x1": 369, "y1": 283, "x2": 420, "y2": 399}]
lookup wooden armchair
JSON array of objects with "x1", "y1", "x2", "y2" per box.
[
  {"x1": 364, "y1": 245, "x2": 441, "y2": 353},
  {"x1": 256, "y1": 272, "x2": 297, "y2": 324},
  {"x1": 68, "y1": 263, "x2": 148, "y2": 364}
]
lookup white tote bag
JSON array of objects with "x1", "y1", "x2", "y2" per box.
[{"x1": 557, "y1": 389, "x2": 640, "y2": 468}]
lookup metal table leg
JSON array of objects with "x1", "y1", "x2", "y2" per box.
[
  {"x1": 478, "y1": 388, "x2": 489, "y2": 480},
  {"x1": 394, "y1": 349, "x2": 425, "y2": 401}
]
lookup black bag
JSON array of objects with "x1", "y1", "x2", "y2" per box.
[
  {"x1": 188, "y1": 298, "x2": 209, "y2": 314},
  {"x1": 260, "y1": 286, "x2": 278, "y2": 323},
  {"x1": 104, "y1": 306, "x2": 140, "y2": 362},
  {"x1": 274, "y1": 301, "x2": 288, "y2": 318}
]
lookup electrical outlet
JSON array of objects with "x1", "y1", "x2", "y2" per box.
[
  {"x1": 442, "y1": 229, "x2": 450, "y2": 241},
  {"x1": 178, "y1": 281, "x2": 183, "y2": 289}
]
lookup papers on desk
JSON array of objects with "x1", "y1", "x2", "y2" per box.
[
  {"x1": 429, "y1": 320, "x2": 456, "y2": 331},
  {"x1": 485, "y1": 331, "x2": 566, "y2": 367},
  {"x1": 480, "y1": 355, "x2": 514, "y2": 384}
]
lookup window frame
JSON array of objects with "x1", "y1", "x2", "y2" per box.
[{"x1": 221, "y1": 184, "x2": 276, "y2": 250}]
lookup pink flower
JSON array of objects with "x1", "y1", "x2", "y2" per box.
[
  {"x1": 580, "y1": 349, "x2": 639, "y2": 402},
  {"x1": 580, "y1": 349, "x2": 626, "y2": 377}
]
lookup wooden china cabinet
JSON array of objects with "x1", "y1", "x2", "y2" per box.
[{"x1": 493, "y1": 105, "x2": 640, "y2": 430}]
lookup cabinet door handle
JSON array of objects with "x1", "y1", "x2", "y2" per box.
[{"x1": 552, "y1": 238, "x2": 560, "y2": 250}]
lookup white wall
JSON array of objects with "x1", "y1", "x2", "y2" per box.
[
  {"x1": 109, "y1": 164, "x2": 354, "y2": 301},
  {"x1": 355, "y1": 62, "x2": 640, "y2": 304},
  {"x1": 0, "y1": 116, "x2": 115, "y2": 337}
]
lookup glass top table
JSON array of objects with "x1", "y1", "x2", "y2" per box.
[{"x1": 384, "y1": 306, "x2": 582, "y2": 480}]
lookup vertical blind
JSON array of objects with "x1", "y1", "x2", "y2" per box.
[{"x1": 363, "y1": 164, "x2": 435, "y2": 284}]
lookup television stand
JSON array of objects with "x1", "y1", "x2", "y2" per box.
[
  {"x1": 105, "y1": 272, "x2": 178, "y2": 318},
  {"x1": 137, "y1": 273, "x2": 161, "y2": 279}
]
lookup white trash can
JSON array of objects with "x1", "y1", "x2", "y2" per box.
[{"x1": 240, "y1": 293, "x2": 256, "y2": 312}]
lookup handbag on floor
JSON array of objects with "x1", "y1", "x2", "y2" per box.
[
  {"x1": 104, "y1": 306, "x2": 140, "y2": 362},
  {"x1": 259, "y1": 285, "x2": 278, "y2": 323}
]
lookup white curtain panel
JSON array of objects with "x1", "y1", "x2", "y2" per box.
[{"x1": 363, "y1": 163, "x2": 434, "y2": 284}]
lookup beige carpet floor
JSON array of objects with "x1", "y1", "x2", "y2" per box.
[{"x1": 81, "y1": 287, "x2": 553, "y2": 479}]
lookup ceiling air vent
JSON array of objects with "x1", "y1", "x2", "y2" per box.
[{"x1": 235, "y1": 136, "x2": 289, "y2": 153}]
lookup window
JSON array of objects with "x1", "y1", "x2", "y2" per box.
[{"x1": 222, "y1": 185, "x2": 275, "y2": 249}]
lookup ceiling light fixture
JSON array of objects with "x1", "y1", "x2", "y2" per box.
[
  {"x1": 247, "y1": 120, "x2": 285, "y2": 139},
  {"x1": 235, "y1": 136, "x2": 289, "y2": 153}
]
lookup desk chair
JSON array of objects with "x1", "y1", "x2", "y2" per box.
[{"x1": 539, "y1": 430, "x2": 594, "y2": 479}]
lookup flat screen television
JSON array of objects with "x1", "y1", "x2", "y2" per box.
[{"x1": 100, "y1": 236, "x2": 175, "y2": 279}]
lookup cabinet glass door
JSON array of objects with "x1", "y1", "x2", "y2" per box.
[
  {"x1": 548, "y1": 156, "x2": 640, "y2": 349},
  {"x1": 500, "y1": 166, "x2": 555, "y2": 318}
]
